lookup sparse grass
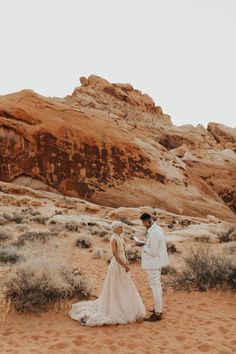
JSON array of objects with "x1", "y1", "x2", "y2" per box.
[
  {"x1": 12, "y1": 213, "x2": 25, "y2": 224},
  {"x1": 101, "y1": 235, "x2": 110, "y2": 242},
  {"x1": 224, "y1": 242, "x2": 236, "y2": 255},
  {"x1": 0, "y1": 245, "x2": 22, "y2": 264},
  {"x1": 0, "y1": 226, "x2": 13, "y2": 242},
  {"x1": 120, "y1": 217, "x2": 134, "y2": 226},
  {"x1": 16, "y1": 231, "x2": 52, "y2": 246},
  {"x1": 2, "y1": 212, "x2": 14, "y2": 221},
  {"x1": 99, "y1": 230, "x2": 108, "y2": 238},
  {"x1": 4, "y1": 254, "x2": 92, "y2": 312},
  {"x1": 0, "y1": 216, "x2": 6, "y2": 226},
  {"x1": 126, "y1": 246, "x2": 141, "y2": 262},
  {"x1": 167, "y1": 242, "x2": 178, "y2": 253},
  {"x1": 75, "y1": 235, "x2": 92, "y2": 249},
  {"x1": 169, "y1": 247, "x2": 236, "y2": 292},
  {"x1": 194, "y1": 235, "x2": 210, "y2": 243},
  {"x1": 218, "y1": 234, "x2": 231, "y2": 243},
  {"x1": 31, "y1": 215, "x2": 49, "y2": 225},
  {"x1": 218, "y1": 226, "x2": 236, "y2": 243},
  {"x1": 65, "y1": 222, "x2": 79, "y2": 232},
  {"x1": 92, "y1": 248, "x2": 112, "y2": 263},
  {"x1": 90, "y1": 226, "x2": 100, "y2": 235},
  {"x1": 161, "y1": 265, "x2": 177, "y2": 276}
]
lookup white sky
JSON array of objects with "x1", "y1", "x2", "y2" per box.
[{"x1": 0, "y1": 0, "x2": 235, "y2": 128}]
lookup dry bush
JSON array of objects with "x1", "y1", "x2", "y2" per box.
[
  {"x1": 16, "y1": 231, "x2": 52, "y2": 246},
  {"x1": 0, "y1": 226, "x2": 13, "y2": 242},
  {"x1": 4, "y1": 254, "x2": 92, "y2": 312},
  {"x1": 99, "y1": 230, "x2": 108, "y2": 238},
  {"x1": 120, "y1": 217, "x2": 134, "y2": 226},
  {"x1": 126, "y1": 246, "x2": 141, "y2": 262},
  {"x1": 92, "y1": 248, "x2": 112, "y2": 263},
  {"x1": 0, "y1": 245, "x2": 22, "y2": 264},
  {"x1": 65, "y1": 222, "x2": 79, "y2": 232},
  {"x1": 224, "y1": 242, "x2": 236, "y2": 255},
  {"x1": 161, "y1": 265, "x2": 177, "y2": 276},
  {"x1": 75, "y1": 235, "x2": 92, "y2": 249},
  {"x1": 194, "y1": 235, "x2": 210, "y2": 243},
  {"x1": 90, "y1": 226, "x2": 100, "y2": 235},
  {"x1": 218, "y1": 226, "x2": 236, "y2": 243},
  {"x1": 12, "y1": 213, "x2": 25, "y2": 224},
  {"x1": 2, "y1": 212, "x2": 14, "y2": 221},
  {"x1": 167, "y1": 242, "x2": 178, "y2": 253},
  {"x1": 170, "y1": 247, "x2": 236, "y2": 292},
  {"x1": 31, "y1": 215, "x2": 49, "y2": 225},
  {"x1": 0, "y1": 216, "x2": 6, "y2": 226},
  {"x1": 101, "y1": 234, "x2": 110, "y2": 242}
]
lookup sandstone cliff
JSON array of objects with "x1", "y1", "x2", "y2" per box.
[{"x1": 0, "y1": 75, "x2": 235, "y2": 221}]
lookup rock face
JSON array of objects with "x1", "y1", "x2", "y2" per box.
[{"x1": 0, "y1": 75, "x2": 235, "y2": 221}]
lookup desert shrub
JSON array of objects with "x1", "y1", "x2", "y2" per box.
[
  {"x1": 224, "y1": 242, "x2": 236, "y2": 255},
  {"x1": 218, "y1": 234, "x2": 231, "y2": 243},
  {"x1": 218, "y1": 226, "x2": 236, "y2": 243},
  {"x1": 92, "y1": 248, "x2": 112, "y2": 263},
  {"x1": 171, "y1": 247, "x2": 236, "y2": 292},
  {"x1": 101, "y1": 235, "x2": 110, "y2": 242},
  {"x1": 126, "y1": 246, "x2": 141, "y2": 262},
  {"x1": 120, "y1": 217, "x2": 134, "y2": 226},
  {"x1": 30, "y1": 210, "x2": 41, "y2": 216},
  {"x1": 12, "y1": 213, "x2": 25, "y2": 224},
  {"x1": 161, "y1": 265, "x2": 177, "y2": 276},
  {"x1": 31, "y1": 215, "x2": 49, "y2": 225},
  {"x1": 194, "y1": 235, "x2": 210, "y2": 243},
  {"x1": 4, "y1": 255, "x2": 91, "y2": 312},
  {"x1": 65, "y1": 222, "x2": 78, "y2": 232},
  {"x1": 0, "y1": 245, "x2": 22, "y2": 264},
  {"x1": 90, "y1": 226, "x2": 100, "y2": 235},
  {"x1": 167, "y1": 242, "x2": 178, "y2": 253},
  {"x1": 16, "y1": 231, "x2": 51, "y2": 246},
  {"x1": 228, "y1": 230, "x2": 236, "y2": 242},
  {"x1": 0, "y1": 216, "x2": 6, "y2": 226},
  {"x1": 0, "y1": 226, "x2": 13, "y2": 242},
  {"x1": 167, "y1": 224, "x2": 174, "y2": 229},
  {"x1": 2, "y1": 212, "x2": 14, "y2": 221},
  {"x1": 75, "y1": 235, "x2": 92, "y2": 249},
  {"x1": 99, "y1": 230, "x2": 108, "y2": 238}
]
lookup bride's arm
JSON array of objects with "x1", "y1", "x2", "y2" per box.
[{"x1": 111, "y1": 239, "x2": 130, "y2": 272}]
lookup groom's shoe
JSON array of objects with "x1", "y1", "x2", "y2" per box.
[
  {"x1": 144, "y1": 313, "x2": 162, "y2": 322},
  {"x1": 151, "y1": 308, "x2": 162, "y2": 314}
]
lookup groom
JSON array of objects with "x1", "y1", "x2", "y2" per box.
[{"x1": 139, "y1": 213, "x2": 169, "y2": 322}]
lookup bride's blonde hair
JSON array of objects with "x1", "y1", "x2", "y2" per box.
[{"x1": 111, "y1": 221, "x2": 124, "y2": 232}]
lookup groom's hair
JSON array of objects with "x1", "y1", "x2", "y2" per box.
[{"x1": 140, "y1": 213, "x2": 152, "y2": 221}]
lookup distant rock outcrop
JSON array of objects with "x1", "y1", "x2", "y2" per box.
[{"x1": 0, "y1": 75, "x2": 235, "y2": 221}]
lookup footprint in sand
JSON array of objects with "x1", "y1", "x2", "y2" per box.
[
  {"x1": 175, "y1": 334, "x2": 186, "y2": 342},
  {"x1": 197, "y1": 343, "x2": 212, "y2": 352},
  {"x1": 48, "y1": 342, "x2": 69, "y2": 350},
  {"x1": 218, "y1": 325, "x2": 228, "y2": 334}
]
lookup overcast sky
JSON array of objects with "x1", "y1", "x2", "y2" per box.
[{"x1": 0, "y1": 0, "x2": 235, "y2": 127}]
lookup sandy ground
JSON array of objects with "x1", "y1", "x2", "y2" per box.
[{"x1": 1, "y1": 252, "x2": 235, "y2": 354}]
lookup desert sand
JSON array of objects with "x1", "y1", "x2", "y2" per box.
[{"x1": 1, "y1": 259, "x2": 235, "y2": 354}]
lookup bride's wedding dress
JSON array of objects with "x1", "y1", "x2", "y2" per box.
[{"x1": 69, "y1": 233, "x2": 146, "y2": 326}]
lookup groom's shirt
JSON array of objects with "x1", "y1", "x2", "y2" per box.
[{"x1": 141, "y1": 223, "x2": 169, "y2": 269}]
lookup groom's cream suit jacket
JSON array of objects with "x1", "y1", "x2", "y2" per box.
[{"x1": 141, "y1": 223, "x2": 169, "y2": 270}]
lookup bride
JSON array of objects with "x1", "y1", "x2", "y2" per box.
[{"x1": 69, "y1": 221, "x2": 146, "y2": 326}]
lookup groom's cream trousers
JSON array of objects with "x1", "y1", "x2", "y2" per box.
[{"x1": 146, "y1": 269, "x2": 162, "y2": 313}]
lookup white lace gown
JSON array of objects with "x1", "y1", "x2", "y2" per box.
[{"x1": 69, "y1": 233, "x2": 146, "y2": 326}]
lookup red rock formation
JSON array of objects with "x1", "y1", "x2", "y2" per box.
[{"x1": 0, "y1": 75, "x2": 235, "y2": 221}]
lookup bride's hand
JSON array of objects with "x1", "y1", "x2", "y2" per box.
[{"x1": 124, "y1": 264, "x2": 130, "y2": 272}]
